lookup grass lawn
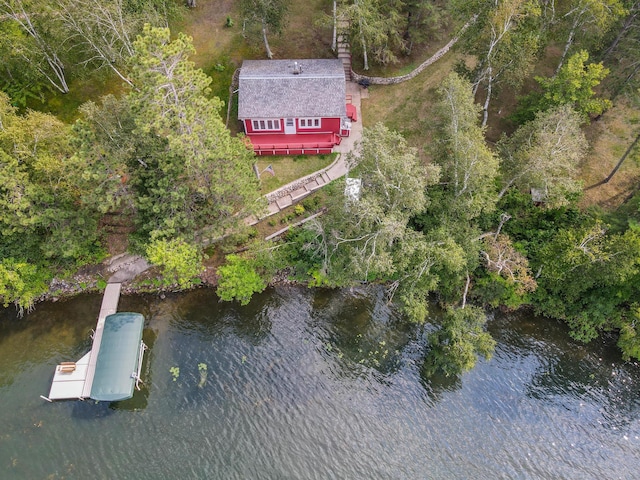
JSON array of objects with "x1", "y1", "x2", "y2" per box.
[
  {"x1": 255, "y1": 154, "x2": 336, "y2": 193},
  {"x1": 579, "y1": 98, "x2": 640, "y2": 210},
  {"x1": 363, "y1": 53, "x2": 461, "y2": 161}
]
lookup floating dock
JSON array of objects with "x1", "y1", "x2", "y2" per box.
[{"x1": 42, "y1": 283, "x2": 147, "y2": 402}]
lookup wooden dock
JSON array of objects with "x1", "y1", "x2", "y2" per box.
[
  {"x1": 81, "y1": 283, "x2": 121, "y2": 398},
  {"x1": 44, "y1": 283, "x2": 122, "y2": 401}
]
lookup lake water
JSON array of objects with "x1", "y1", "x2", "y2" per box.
[{"x1": 0, "y1": 286, "x2": 639, "y2": 479}]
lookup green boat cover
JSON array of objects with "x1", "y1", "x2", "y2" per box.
[{"x1": 90, "y1": 312, "x2": 145, "y2": 401}]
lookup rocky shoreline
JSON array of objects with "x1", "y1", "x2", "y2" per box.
[{"x1": 35, "y1": 255, "x2": 298, "y2": 307}]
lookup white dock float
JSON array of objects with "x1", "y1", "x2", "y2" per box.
[
  {"x1": 46, "y1": 352, "x2": 91, "y2": 401},
  {"x1": 44, "y1": 283, "x2": 123, "y2": 401}
]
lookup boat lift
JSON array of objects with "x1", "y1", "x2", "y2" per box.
[{"x1": 41, "y1": 283, "x2": 147, "y2": 402}]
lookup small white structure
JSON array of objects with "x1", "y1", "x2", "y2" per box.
[{"x1": 345, "y1": 177, "x2": 362, "y2": 202}]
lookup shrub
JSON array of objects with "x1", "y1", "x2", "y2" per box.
[
  {"x1": 146, "y1": 237, "x2": 203, "y2": 289},
  {"x1": 216, "y1": 254, "x2": 266, "y2": 305}
]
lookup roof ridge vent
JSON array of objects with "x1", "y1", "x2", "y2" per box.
[{"x1": 291, "y1": 61, "x2": 303, "y2": 75}]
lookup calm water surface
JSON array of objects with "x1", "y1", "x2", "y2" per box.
[{"x1": 0, "y1": 286, "x2": 639, "y2": 479}]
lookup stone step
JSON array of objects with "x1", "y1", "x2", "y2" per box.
[
  {"x1": 305, "y1": 178, "x2": 322, "y2": 191},
  {"x1": 291, "y1": 187, "x2": 309, "y2": 202},
  {"x1": 275, "y1": 195, "x2": 293, "y2": 210}
]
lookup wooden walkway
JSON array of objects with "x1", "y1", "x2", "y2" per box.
[
  {"x1": 81, "y1": 283, "x2": 121, "y2": 398},
  {"x1": 45, "y1": 283, "x2": 122, "y2": 401}
]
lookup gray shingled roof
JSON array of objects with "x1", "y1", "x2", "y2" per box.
[{"x1": 238, "y1": 59, "x2": 346, "y2": 119}]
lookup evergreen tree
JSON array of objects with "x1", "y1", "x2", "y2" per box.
[{"x1": 127, "y1": 25, "x2": 263, "y2": 243}]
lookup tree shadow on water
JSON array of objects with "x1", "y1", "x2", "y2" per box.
[
  {"x1": 419, "y1": 356, "x2": 464, "y2": 402},
  {"x1": 310, "y1": 286, "x2": 418, "y2": 376}
]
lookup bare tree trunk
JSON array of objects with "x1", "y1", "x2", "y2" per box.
[
  {"x1": 360, "y1": 32, "x2": 369, "y2": 70},
  {"x1": 461, "y1": 273, "x2": 471, "y2": 308},
  {"x1": 331, "y1": 0, "x2": 337, "y2": 52},
  {"x1": 481, "y1": 66, "x2": 493, "y2": 128},
  {"x1": 44, "y1": 54, "x2": 69, "y2": 93},
  {"x1": 0, "y1": 0, "x2": 70, "y2": 93},
  {"x1": 262, "y1": 18, "x2": 273, "y2": 58},
  {"x1": 601, "y1": 6, "x2": 639, "y2": 61},
  {"x1": 556, "y1": 22, "x2": 577, "y2": 74},
  {"x1": 494, "y1": 213, "x2": 511, "y2": 240},
  {"x1": 58, "y1": 0, "x2": 135, "y2": 88}
]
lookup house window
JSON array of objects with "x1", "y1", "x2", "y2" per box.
[
  {"x1": 298, "y1": 118, "x2": 321, "y2": 129},
  {"x1": 252, "y1": 119, "x2": 281, "y2": 131}
]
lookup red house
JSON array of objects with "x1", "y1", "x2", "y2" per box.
[{"x1": 238, "y1": 59, "x2": 351, "y2": 156}]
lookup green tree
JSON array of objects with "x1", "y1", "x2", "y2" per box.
[
  {"x1": 57, "y1": 0, "x2": 176, "y2": 87},
  {"x1": 317, "y1": 123, "x2": 439, "y2": 282},
  {"x1": 0, "y1": 21, "x2": 48, "y2": 105},
  {"x1": 0, "y1": 91, "x2": 107, "y2": 312},
  {"x1": 401, "y1": 0, "x2": 442, "y2": 55},
  {"x1": 240, "y1": 0, "x2": 289, "y2": 58},
  {"x1": 0, "y1": 258, "x2": 49, "y2": 314},
  {"x1": 517, "y1": 50, "x2": 612, "y2": 122},
  {"x1": 73, "y1": 94, "x2": 137, "y2": 215},
  {"x1": 146, "y1": 237, "x2": 203, "y2": 288},
  {"x1": 456, "y1": 0, "x2": 542, "y2": 126},
  {"x1": 127, "y1": 25, "x2": 263, "y2": 242},
  {"x1": 433, "y1": 72, "x2": 499, "y2": 220},
  {"x1": 298, "y1": 124, "x2": 456, "y2": 322},
  {"x1": 424, "y1": 305, "x2": 496, "y2": 377},
  {"x1": 539, "y1": 50, "x2": 612, "y2": 117},
  {"x1": 600, "y1": 0, "x2": 640, "y2": 94},
  {"x1": 617, "y1": 307, "x2": 640, "y2": 361},
  {"x1": 497, "y1": 104, "x2": 587, "y2": 206},
  {"x1": 0, "y1": 92, "x2": 103, "y2": 263},
  {"x1": 216, "y1": 254, "x2": 266, "y2": 305},
  {"x1": 553, "y1": 0, "x2": 625, "y2": 72},
  {"x1": 337, "y1": 0, "x2": 406, "y2": 69},
  {"x1": 0, "y1": 0, "x2": 70, "y2": 93},
  {"x1": 533, "y1": 223, "x2": 640, "y2": 351}
]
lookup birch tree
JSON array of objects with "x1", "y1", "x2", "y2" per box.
[
  {"x1": 554, "y1": 0, "x2": 625, "y2": 72},
  {"x1": 302, "y1": 124, "x2": 453, "y2": 322},
  {"x1": 461, "y1": 0, "x2": 541, "y2": 127},
  {"x1": 338, "y1": 0, "x2": 404, "y2": 69},
  {"x1": 433, "y1": 73, "x2": 499, "y2": 220},
  {"x1": 240, "y1": 0, "x2": 289, "y2": 59},
  {"x1": 0, "y1": 0, "x2": 69, "y2": 93},
  {"x1": 57, "y1": 0, "x2": 171, "y2": 87},
  {"x1": 497, "y1": 104, "x2": 587, "y2": 207},
  {"x1": 598, "y1": 0, "x2": 640, "y2": 93}
]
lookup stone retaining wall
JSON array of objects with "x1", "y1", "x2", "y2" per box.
[{"x1": 350, "y1": 16, "x2": 476, "y2": 86}]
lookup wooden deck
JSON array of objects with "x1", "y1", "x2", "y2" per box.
[
  {"x1": 248, "y1": 133, "x2": 341, "y2": 156},
  {"x1": 46, "y1": 283, "x2": 122, "y2": 401}
]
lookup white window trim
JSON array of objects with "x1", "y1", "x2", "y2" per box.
[
  {"x1": 298, "y1": 117, "x2": 321, "y2": 129},
  {"x1": 251, "y1": 119, "x2": 281, "y2": 131}
]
